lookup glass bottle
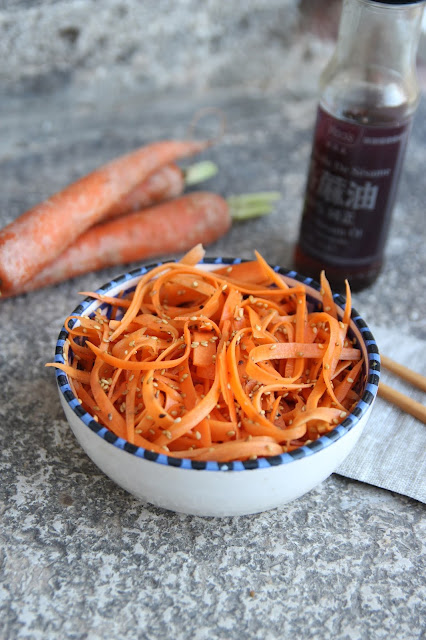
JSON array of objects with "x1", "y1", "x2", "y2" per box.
[{"x1": 294, "y1": 0, "x2": 425, "y2": 291}]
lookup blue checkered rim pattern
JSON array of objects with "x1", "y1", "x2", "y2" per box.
[{"x1": 54, "y1": 257, "x2": 380, "y2": 472}]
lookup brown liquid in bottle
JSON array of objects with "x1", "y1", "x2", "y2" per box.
[{"x1": 294, "y1": 104, "x2": 412, "y2": 291}]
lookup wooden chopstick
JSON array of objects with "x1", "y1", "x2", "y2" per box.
[
  {"x1": 378, "y1": 355, "x2": 426, "y2": 424},
  {"x1": 380, "y1": 354, "x2": 426, "y2": 393},
  {"x1": 378, "y1": 383, "x2": 426, "y2": 424}
]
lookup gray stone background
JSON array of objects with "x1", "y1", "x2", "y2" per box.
[
  {"x1": 0, "y1": 0, "x2": 342, "y2": 97},
  {"x1": 1, "y1": 2, "x2": 426, "y2": 640}
]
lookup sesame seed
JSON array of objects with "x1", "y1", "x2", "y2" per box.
[
  {"x1": 222, "y1": 284, "x2": 228, "y2": 291},
  {"x1": 227, "y1": 430, "x2": 236, "y2": 437},
  {"x1": 193, "y1": 281, "x2": 199, "y2": 287},
  {"x1": 348, "y1": 377, "x2": 354, "y2": 383},
  {"x1": 297, "y1": 352, "x2": 304, "y2": 357},
  {"x1": 340, "y1": 411, "x2": 347, "y2": 418},
  {"x1": 194, "y1": 431, "x2": 201, "y2": 440},
  {"x1": 190, "y1": 316, "x2": 198, "y2": 321},
  {"x1": 255, "y1": 324, "x2": 261, "y2": 331},
  {"x1": 324, "y1": 363, "x2": 330, "y2": 370},
  {"x1": 129, "y1": 340, "x2": 136, "y2": 347},
  {"x1": 149, "y1": 428, "x2": 155, "y2": 434},
  {"x1": 191, "y1": 341, "x2": 200, "y2": 348},
  {"x1": 201, "y1": 341, "x2": 209, "y2": 347},
  {"x1": 270, "y1": 344, "x2": 277, "y2": 350},
  {"x1": 164, "y1": 430, "x2": 172, "y2": 440},
  {"x1": 174, "y1": 417, "x2": 182, "y2": 423},
  {"x1": 108, "y1": 413, "x2": 113, "y2": 421}
]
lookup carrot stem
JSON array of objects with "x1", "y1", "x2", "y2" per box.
[
  {"x1": 183, "y1": 161, "x2": 219, "y2": 186},
  {"x1": 228, "y1": 192, "x2": 281, "y2": 220}
]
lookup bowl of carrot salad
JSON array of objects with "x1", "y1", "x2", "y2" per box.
[{"x1": 48, "y1": 246, "x2": 380, "y2": 516}]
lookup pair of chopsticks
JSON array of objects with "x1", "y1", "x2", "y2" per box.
[{"x1": 378, "y1": 355, "x2": 426, "y2": 424}]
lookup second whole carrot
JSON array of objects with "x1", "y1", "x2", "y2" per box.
[
  {"x1": 0, "y1": 139, "x2": 209, "y2": 294},
  {"x1": 103, "y1": 160, "x2": 219, "y2": 221},
  {"x1": 102, "y1": 163, "x2": 185, "y2": 220}
]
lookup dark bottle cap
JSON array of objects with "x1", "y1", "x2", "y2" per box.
[{"x1": 370, "y1": 0, "x2": 425, "y2": 4}]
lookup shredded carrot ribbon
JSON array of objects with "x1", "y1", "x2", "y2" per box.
[{"x1": 47, "y1": 248, "x2": 365, "y2": 462}]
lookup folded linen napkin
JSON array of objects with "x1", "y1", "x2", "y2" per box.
[{"x1": 335, "y1": 325, "x2": 426, "y2": 503}]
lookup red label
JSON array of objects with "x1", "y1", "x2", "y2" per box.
[{"x1": 298, "y1": 106, "x2": 412, "y2": 266}]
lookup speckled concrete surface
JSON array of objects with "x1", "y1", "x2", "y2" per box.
[{"x1": 1, "y1": 85, "x2": 425, "y2": 639}]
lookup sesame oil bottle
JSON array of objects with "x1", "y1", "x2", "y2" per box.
[{"x1": 294, "y1": 0, "x2": 425, "y2": 291}]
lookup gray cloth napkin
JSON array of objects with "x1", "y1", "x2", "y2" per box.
[{"x1": 335, "y1": 325, "x2": 426, "y2": 503}]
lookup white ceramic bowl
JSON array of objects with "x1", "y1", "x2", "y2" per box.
[{"x1": 53, "y1": 258, "x2": 380, "y2": 516}]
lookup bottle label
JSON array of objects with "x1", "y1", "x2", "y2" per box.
[{"x1": 299, "y1": 106, "x2": 412, "y2": 266}]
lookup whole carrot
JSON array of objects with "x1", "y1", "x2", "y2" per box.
[
  {"x1": 5, "y1": 191, "x2": 279, "y2": 297},
  {"x1": 103, "y1": 160, "x2": 218, "y2": 220},
  {"x1": 103, "y1": 163, "x2": 185, "y2": 220},
  {"x1": 0, "y1": 139, "x2": 208, "y2": 294}
]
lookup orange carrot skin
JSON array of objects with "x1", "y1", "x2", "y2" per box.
[
  {"x1": 7, "y1": 192, "x2": 231, "y2": 296},
  {"x1": 102, "y1": 163, "x2": 184, "y2": 221},
  {"x1": 0, "y1": 140, "x2": 207, "y2": 293}
]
